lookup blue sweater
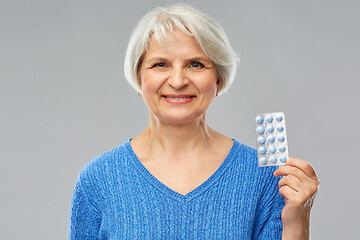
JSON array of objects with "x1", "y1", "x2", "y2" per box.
[{"x1": 68, "y1": 139, "x2": 284, "y2": 239}]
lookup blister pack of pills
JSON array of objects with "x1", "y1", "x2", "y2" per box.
[{"x1": 255, "y1": 112, "x2": 289, "y2": 167}]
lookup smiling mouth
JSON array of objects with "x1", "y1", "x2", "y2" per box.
[
  {"x1": 161, "y1": 95, "x2": 195, "y2": 103},
  {"x1": 163, "y1": 96, "x2": 195, "y2": 100}
]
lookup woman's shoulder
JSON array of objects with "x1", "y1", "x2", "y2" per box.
[
  {"x1": 231, "y1": 139, "x2": 278, "y2": 178},
  {"x1": 77, "y1": 140, "x2": 133, "y2": 183},
  {"x1": 231, "y1": 139, "x2": 257, "y2": 161}
]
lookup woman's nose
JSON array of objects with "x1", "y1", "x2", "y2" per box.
[{"x1": 167, "y1": 68, "x2": 189, "y2": 89}]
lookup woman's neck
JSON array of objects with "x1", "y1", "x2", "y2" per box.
[{"x1": 133, "y1": 113, "x2": 219, "y2": 163}]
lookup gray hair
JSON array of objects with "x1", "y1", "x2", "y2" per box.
[{"x1": 124, "y1": 4, "x2": 239, "y2": 95}]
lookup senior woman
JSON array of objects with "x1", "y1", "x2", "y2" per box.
[{"x1": 68, "y1": 4, "x2": 319, "y2": 239}]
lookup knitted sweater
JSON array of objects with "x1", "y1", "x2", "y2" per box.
[{"x1": 68, "y1": 139, "x2": 284, "y2": 239}]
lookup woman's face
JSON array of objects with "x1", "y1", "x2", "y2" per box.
[{"x1": 139, "y1": 28, "x2": 219, "y2": 125}]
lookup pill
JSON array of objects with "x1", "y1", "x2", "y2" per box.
[
  {"x1": 257, "y1": 126, "x2": 265, "y2": 134},
  {"x1": 266, "y1": 115, "x2": 273, "y2": 123},
  {"x1": 260, "y1": 157, "x2": 268, "y2": 165},
  {"x1": 277, "y1": 125, "x2": 284, "y2": 132},
  {"x1": 267, "y1": 126, "x2": 274, "y2": 133},
  {"x1": 269, "y1": 156, "x2": 277, "y2": 164},
  {"x1": 255, "y1": 112, "x2": 288, "y2": 167},
  {"x1": 268, "y1": 136, "x2": 275, "y2": 143},
  {"x1": 280, "y1": 156, "x2": 287, "y2": 163},
  {"x1": 259, "y1": 147, "x2": 267, "y2": 155},
  {"x1": 279, "y1": 146, "x2": 286, "y2": 153},
  {"x1": 256, "y1": 116, "x2": 264, "y2": 124},
  {"x1": 257, "y1": 136, "x2": 266, "y2": 144},
  {"x1": 269, "y1": 146, "x2": 276, "y2": 153}
]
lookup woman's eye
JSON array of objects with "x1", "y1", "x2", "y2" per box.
[
  {"x1": 190, "y1": 62, "x2": 204, "y2": 69},
  {"x1": 153, "y1": 62, "x2": 166, "y2": 68}
]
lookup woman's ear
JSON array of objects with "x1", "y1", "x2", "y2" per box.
[
  {"x1": 216, "y1": 79, "x2": 221, "y2": 95},
  {"x1": 137, "y1": 71, "x2": 142, "y2": 90},
  {"x1": 136, "y1": 59, "x2": 143, "y2": 90}
]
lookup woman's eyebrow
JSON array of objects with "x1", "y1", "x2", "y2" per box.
[
  {"x1": 145, "y1": 56, "x2": 212, "y2": 64},
  {"x1": 146, "y1": 57, "x2": 168, "y2": 63},
  {"x1": 187, "y1": 56, "x2": 212, "y2": 64}
]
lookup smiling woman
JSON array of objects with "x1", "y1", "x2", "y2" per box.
[
  {"x1": 139, "y1": 28, "x2": 219, "y2": 125},
  {"x1": 124, "y1": 4, "x2": 238, "y2": 96},
  {"x1": 68, "y1": 4, "x2": 319, "y2": 240}
]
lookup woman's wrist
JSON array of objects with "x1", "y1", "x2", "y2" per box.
[{"x1": 282, "y1": 220, "x2": 310, "y2": 240}]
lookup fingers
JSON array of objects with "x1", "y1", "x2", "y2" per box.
[
  {"x1": 278, "y1": 174, "x2": 318, "y2": 205},
  {"x1": 274, "y1": 157, "x2": 320, "y2": 207},
  {"x1": 274, "y1": 157, "x2": 319, "y2": 183},
  {"x1": 278, "y1": 185, "x2": 296, "y2": 200},
  {"x1": 278, "y1": 174, "x2": 302, "y2": 193},
  {"x1": 286, "y1": 157, "x2": 318, "y2": 181},
  {"x1": 274, "y1": 165, "x2": 308, "y2": 184}
]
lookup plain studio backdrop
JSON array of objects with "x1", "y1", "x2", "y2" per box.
[{"x1": 1, "y1": 0, "x2": 359, "y2": 239}]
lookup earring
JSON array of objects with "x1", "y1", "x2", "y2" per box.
[{"x1": 137, "y1": 92, "x2": 142, "y2": 97}]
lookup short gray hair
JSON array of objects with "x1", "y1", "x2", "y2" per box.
[{"x1": 124, "y1": 4, "x2": 239, "y2": 95}]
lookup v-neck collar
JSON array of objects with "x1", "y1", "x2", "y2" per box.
[{"x1": 125, "y1": 139, "x2": 240, "y2": 202}]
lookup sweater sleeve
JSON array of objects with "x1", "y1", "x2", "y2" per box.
[
  {"x1": 68, "y1": 177, "x2": 102, "y2": 240},
  {"x1": 253, "y1": 170, "x2": 285, "y2": 239}
]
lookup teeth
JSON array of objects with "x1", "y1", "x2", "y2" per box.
[{"x1": 165, "y1": 96, "x2": 192, "y2": 100}]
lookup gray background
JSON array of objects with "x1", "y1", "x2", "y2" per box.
[{"x1": 1, "y1": 0, "x2": 359, "y2": 239}]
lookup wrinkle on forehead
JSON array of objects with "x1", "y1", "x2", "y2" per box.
[{"x1": 146, "y1": 29, "x2": 206, "y2": 60}]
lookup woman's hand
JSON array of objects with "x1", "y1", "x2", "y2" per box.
[{"x1": 273, "y1": 158, "x2": 320, "y2": 240}]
